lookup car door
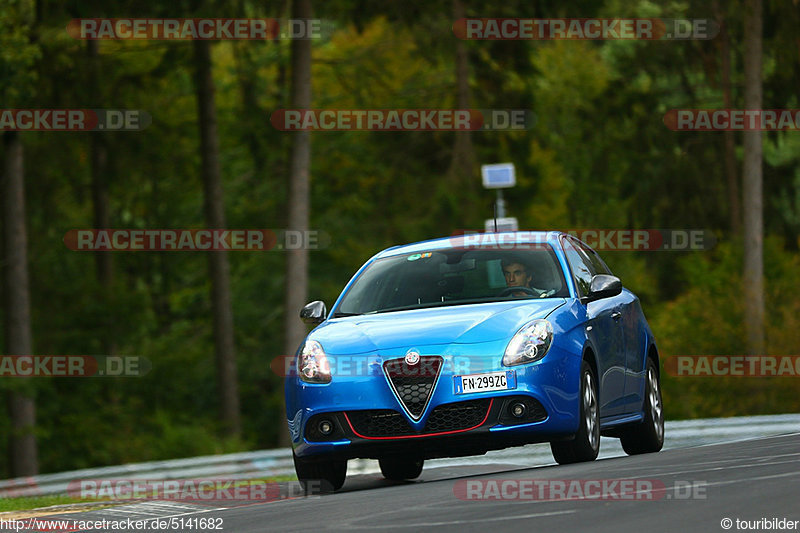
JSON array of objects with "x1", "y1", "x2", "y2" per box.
[
  {"x1": 575, "y1": 240, "x2": 641, "y2": 414},
  {"x1": 562, "y1": 237, "x2": 626, "y2": 418},
  {"x1": 619, "y1": 296, "x2": 649, "y2": 413}
]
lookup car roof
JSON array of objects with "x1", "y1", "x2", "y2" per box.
[{"x1": 373, "y1": 231, "x2": 566, "y2": 259}]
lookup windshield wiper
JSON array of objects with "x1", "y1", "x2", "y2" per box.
[
  {"x1": 331, "y1": 311, "x2": 362, "y2": 318},
  {"x1": 373, "y1": 296, "x2": 523, "y2": 314}
]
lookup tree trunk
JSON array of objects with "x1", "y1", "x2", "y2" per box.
[
  {"x1": 742, "y1": 0, "x2": 765, "y2": 356},
  {"x1": 86, "y1": 40, "x2": 118, "y2": 363},
  {"x1": 281, "y1": 0, "x2": 313, "y2": 447},
  {"x1": 193, "y1": 40, "x2": 241, "y2": 438},
  {"x1": 448, "y1": 0, "x2": 476, "y2": 185},
  {"x1": 87, "y1": 40, "x2": 112, "y2": 288},
  {"x1": 233, "y1": 42, "x2": 266, "y2": 181},
  {"x1": 2, "y1": 132, "x2": 38, "y2": 476},
  {"x1": 90, "y1": 137, "x2": 111, "y2": 284},
  {"x1": 713, "y1": 0, "x2": 742, "y2": 236}
]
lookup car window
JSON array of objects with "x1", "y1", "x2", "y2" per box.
[
  {"x1": 575, "y1": 239, "x2": 613, "y2": 276},
  {"x1": 561, "y1": 238, "x2": 594, "y2": 297},
  {"x1": 335, "y1": 247, "x2": 569, "y2": 315}
]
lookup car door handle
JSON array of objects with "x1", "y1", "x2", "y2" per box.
[{"x1": 611, "y1": 311, "x2": 622, "y2": 321}]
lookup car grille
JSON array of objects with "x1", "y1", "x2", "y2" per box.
[
  {"x1": 383, "y1": 356, "x2": 442, "y2": 420},
  {"x1": 426, "y1": 399, "x2": 491, "y2": 432},
  {"x1": 347, "y1": 410, "x2": 414, "y2": 437},
  {"x1": 346, "y1": 399, "x2": 491, "y2": 438}
]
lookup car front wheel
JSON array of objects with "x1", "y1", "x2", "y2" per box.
[
  {"x1": 293, "y1": 451, "x2": 347, "y2": 492},
  {"x1": 551, "y1": 360, "x2": 600, "y2": 464}
]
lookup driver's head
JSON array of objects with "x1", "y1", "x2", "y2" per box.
[{"x1": 501, "y1": 257, "x2": 532, "y2": 288}]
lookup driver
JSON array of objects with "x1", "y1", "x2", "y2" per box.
[
  {"x1": 502, "y1": 258, "x2": 533, "y2": 297},
  {"x1": 502, "y1": 258, "x2": 532, "y2": 290},
  {"x1": 501, "y1": 257, "x2": 551, "y2": 298}
]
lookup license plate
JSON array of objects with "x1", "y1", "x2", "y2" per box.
[{"x1": 454, "y1": 371, "x2": 516, "y2": 394}]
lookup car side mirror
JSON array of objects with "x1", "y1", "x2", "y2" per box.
[
  {"x1": 300, "y1": 301, "x2": 327, "y2": 324},
  {"x1": 582, "y1": 274, "x2": 622, "y2": 303}
]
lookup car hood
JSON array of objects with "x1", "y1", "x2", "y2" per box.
[{"x1": 312, "y1": 300, "x2": 566, "y2": 354}]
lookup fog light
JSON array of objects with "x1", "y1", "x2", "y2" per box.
[
  {"x1": 318, "y1": 419, "x2": 334, "y2": 435},
  {"x1": 510, "y1": 402, "x2": 526, "y2": 418}
]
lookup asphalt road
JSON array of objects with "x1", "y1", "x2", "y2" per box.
[{"x1": 26, "y1": 432, "x2": 800, "y2": 533}]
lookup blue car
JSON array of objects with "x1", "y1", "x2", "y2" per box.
[{"x1": 286, "y1": 231, "x2": 663, "y2": 490}]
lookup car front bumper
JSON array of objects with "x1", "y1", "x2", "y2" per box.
[{"x1": 286, "y1": 342, "x2": 583, "y2": 460}]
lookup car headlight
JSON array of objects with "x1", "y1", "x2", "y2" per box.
[
  {"x1": 503, "y1": 319, "x2": 553, "y2": 366},
  {"x1": 297, "y1": 340, "x2": 331, "y2": 383}
]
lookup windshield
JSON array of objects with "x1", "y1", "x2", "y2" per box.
[{"x1": 334, "y1": 247, "x2": 569, "y2": 316}]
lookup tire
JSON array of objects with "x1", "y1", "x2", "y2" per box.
[
  {"x1": 379, "y1": 456, "x2": 424, "y2": 481},
  {"x1": 620, "y1": 358, "x2": 664, "y2": 455},
  {"x1": 293, "y1": 451, "x2": 347, "y2": 493},
  {"x1": 551, "y1": 360, "x2": 600, "y2": 464}
]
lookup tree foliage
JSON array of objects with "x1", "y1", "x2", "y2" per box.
[{"x1": 0, "y1": 0, "x2": 799, "y2": 476}]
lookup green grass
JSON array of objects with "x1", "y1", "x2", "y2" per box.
[
  {"x1": 0, "y1": 495, "x2": 108, "y2": 514},
  {"x1": 232, "y1": 475, "x2": 298, "y2": 485}
]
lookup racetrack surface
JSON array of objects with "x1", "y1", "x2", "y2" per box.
[{"x1": 26, "y1": 431, "x2": 800, "y2": 533}]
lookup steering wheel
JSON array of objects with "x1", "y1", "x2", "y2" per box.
[{"x1": 499, "y1": 286, "x2": 537, "y2": 297}]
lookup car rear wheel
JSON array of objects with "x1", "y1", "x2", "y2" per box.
[
  {"x1": 620, "y1": 358, "x2": 664, "y2": 455},
  {"x1": 551, "y1": 360, "x2": 600, "y2": 464},
  {"x1": 293, "y1": 451, "x2": 347, "y2": 493},
  {"x1": 379, "y1": 456, "x2": 424, "y2": 481}
]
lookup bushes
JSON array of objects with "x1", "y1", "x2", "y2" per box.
[{"x1": 650, "y1": 238, "x2": 800, "y2": 419}]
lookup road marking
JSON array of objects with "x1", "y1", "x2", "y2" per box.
[
  {"x1": 88, "y1": 501, "x2": 228, "y2": 522},
  {"x1": 616, "y1": 456, "x2": 800, "y2": 480}
]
